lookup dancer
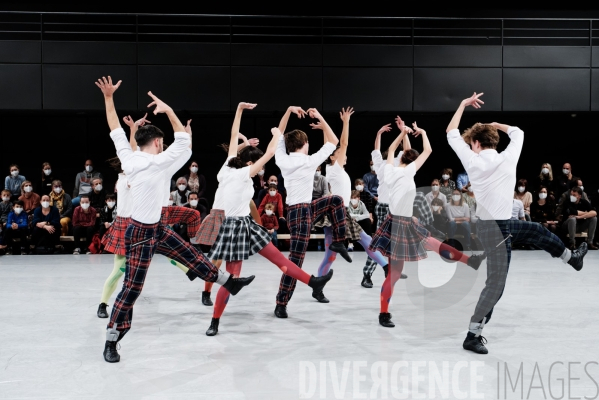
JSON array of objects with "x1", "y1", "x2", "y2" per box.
[
  {"x1": 205, "y1": 102, "x2": 334, "y2": 336},
  {"x1": 370, "y1": 123, "x2": 484, "y2": 328},
  {"x1": 96, "y1": 76, "x2": 254, "y2": 363},
  {"x1": 315, "y1": 107, "x2": 389, "y2": 302},
  {"x1": 446, "y1": 92, "x2": 587, "y2": 354},
  {"x1": 274, "y1": 106, "x2": 351, "y2": 318}
]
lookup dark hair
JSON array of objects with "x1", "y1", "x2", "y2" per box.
[
  {"x1": 80, "y1": 194, "x2": 90, "y2": 200},
  {"x1": 284, "y1": 129, "x2": 308, "y2": 152},
  {"x1": 354, "y1": 178, "x2": 364, "y2": 185},
  {"x1": 189, "y1": 160, "x2": 198, "y2": 167},
  {"x1": 326, "y1": 145, "x2": 342, "y2": 165},
  {"x1": 351, "y1": 190, "x2": 361, "y2": 198},
  {"x1": 265, "y1": 202, "x2": 275, "y2": 209},
  {"x1": 9, "y1": 164, "x2": 18, "y2": 171},
  {"x1": 135, "y1": 125, "x2": 164, "y2": 147},
  {"x1": 381, "y1": 150, "x2": 389, "y2": 159},
  {"x1": 268, "y1": 183, "x2": 278, "y2": 190},
  {"x1": 52, "y1": 180, "x2": 62, "y2": 188},
  {"x1": 105, "y1": 194, "x2": 116, "y2": 202},
  {"x1": 568, "y1": 178, "x2": 581, "y2": 190},
  {"x1": 41, "y1": 162, "x2": 52, "y2": 181},
  {"x1": 516, "y1": 178, "x2": 528, "y2": 191},
  {"x1": 14, "y1": 200, "x2": 24, "y2": 207},
  {"x1": 239, "y1": 146, "x2": 264, "y2": 164},
  {"x1": 188, "y1": 191, "x2": 199, "y2": 198},
  {"x1": 431, "y1": 198, "x2": 444, "y2": 207},
  {"x1": 227, "y1": 157, "x2": 246, "y2": 169},
  {"x1": 441, "y1": 168, "x2": 453, "y2": 178},
  {"x1": 107, "y1": 156, "x2": 122, "y2": 172},
  {"x1": 462, "y1": 123, "x2": 500, "y2": 149},
  {"x1": 571, "y1": 187, "x2": 583, "y2": 196},
  {"x1": 450, "y1": 189, "x2": 464, "y2": 206},
  {"x1": 400, "y1": 149, "x2": 419, "y2": 165}
]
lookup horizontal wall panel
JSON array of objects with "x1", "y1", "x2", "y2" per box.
[
  {"x1": 324, "y1": 45, "x2": 412, "y2": 67},
  {"x1": 43, "y1": 65, "x2": 137, "y2": 110},
  {"x1": 0, "y1": 41, "x2": 41, "y2": 63},
  {"x1": 138, "y1": 66, "x2": 229, "y2": 111},
  {"x1": 591, "y1": 69, "x2": 599, "y2": 111},
  {"x1": 415, "y1": 46, "x2": 502, "y2": 67},
  {"x1": 231, "y1": 67, "x2": 321, "y2": 111},
  {"x1": 414, "y1": 68, "x2": 502, "y2": 111},
  {"x1": 0, "y1": 64, "x2": 41, "y2": 109},
  {"x1": 503, "y1": 69, "x2": 590, "y2": 111},
  {"x1": 43, "y1": 41, "x2": 137, "y2": 64},
  {"x1": 504, "y1": 46, "x2": 590, "y2": 67},
  {"x1": 323, "y1": 68, "x2": 412, "y2": 112},
  {"x1": 232, "y1": 44, "x2": 321, "y2": 66},
  {"x1": 138, "y1": 43, "x2": 230, "y2": 65}
]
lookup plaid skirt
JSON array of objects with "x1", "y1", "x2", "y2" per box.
[
  {"x1": 314, "y1": 207, "x2": 362, "y2": 241},
  {"x1": 369, "y1": 214, "x2": 431, "y2": 261},
  {"x1": 207, "y1": 215, "x2": 272, "y2": 261},
  {"x1": 195, "y1": 209, "x2": 225, "y2": 246},
  {"x1": 101, "y1": 216, "x2": 131, "y2": 256}
]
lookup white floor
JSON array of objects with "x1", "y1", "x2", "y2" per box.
[{"x1": 0, "y1": 250, "x2": 597, "y2": 400}]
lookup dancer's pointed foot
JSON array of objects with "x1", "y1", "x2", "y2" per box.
[
  {"x1": 103, "y1": 340, "x2": 120, "y2": 363},
  {"x1": 329, "y1": 242, "x2": 352, "y2": 263},
  {"x1": 467, "y1": 253, "x2": 487, "y2": 270},
  {"x1": 312, "y1": 290, "x2": 330, "y2": 303},
  {"x1": 97, "y1": 303, "x2": 109, "y2": 318},
  {"x1": 222, "y1": 275, "x2": 255, "y2": 295},
  {"x1": 308, "y1": 269, "x2": 333, "y2": 299},
  {"x1": 463, "y1": 334, "x2": 488, "y2": 354},
  {"x1": 568, "y1": 242, "x2": 587, "y2": 271},
  {"x1": 361, "y1": 273, "x2": 373, "y2": 288}
]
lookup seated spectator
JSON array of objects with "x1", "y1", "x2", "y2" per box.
[
  {"x1": 556, "y1": 162, "x2": 574, "y2": 195},
  {"x1": 4, "y1": 200, "x2": 29, "y2": 255},
  {"x1": 0, "y1": 190, "x2": 14, "y2": 253},
  {"x1": 49, "y1": 180, "x2": 73, "y2": 236},
  {"x1": 512, "y1": 199, "x2": 526, "y2": 221},
  {"x1": 5, "y1": 164, "x2": 26, "y2": 201},
  {"x1": 414, "y1": 191, "x2": 444, "y2": 241},
  {"x1": 257, "y1": 175, "x2": 279, "y2": 208},
  {"x1": 187, "y1": 191, "x2": 208, "y2": 221},
  {"x1": 31, "y1": 195, "x2": 61, "y2": 253},
  {"x1": 363, "y1": 160, "x2": 379, "y2": 202},
  {"x1": 171, "y1": 177, "x2": 190, "y2": 207},
  {"x1": 431, "y1": 198, "x2": 448, "y2": 235},
  {"x1": 72, "y1": 159, "x2": 103, "y2": 207},
  {"x1": 312, "y1": 166, "x2": 329, "y2": 200},
  {"x1": 89, "y1": 178, "x2": 106, "y2": 216},
  {"x1": 561, "y1": 187, "x2": 597, "y2": 250},
  {"x1": 446, "y1": 189, "x2": 472, "y2": 249},
  {"x1": 258, "y1": 183, "x2": 284, "y2": 218},
  {"x1": 184, "y1": 160, "x2": 207, "y2": 200},
  {"x1": 99, "y1": 193, "x2": 117, "y2": 241},
  {"x1": 39, "y1": 162, "x2": 55, "y2": 195},
  {"x1": 556, "y1": 178, "x2": 589, "y2": 217},
  {"x1": 72, "y1": 194, "x2": 97, "y2": 255},
  {"x1": 252, "y1": 167, "x2": 267, "y2": 204},
  {"x1": 348, "y1": 190, "x2": 372, "y2": 235},
  {"x1": 19, "y1": 181, "x2": 41, "y2": 218},
  {"x1": 462, "y1": 183, "x2": 478, "y2": 227},
  {"x1": 439, "y1": 168, "x2": 456, "y2": 199},
  {"x1": 260, "y1": 203, "x2": 279, "y2": 248},
  {"x1": 456, "y1": 170, "x2": 469, "y2": 193},
  {"x1": 530, "y1": 186, "x2": 558, "y2": 234},
  {"x1": 514, "y1": 178, "x2": 533, "y2": 221},
  {"x1": 354, "y1": 178, "x2": 373, "y2": 218},
  {"x1": 426, "y1": 178, "x2": 448, "y2": 206},
  {"x1": 534, "y1": 163, "x2": 556, "y2": 200}
]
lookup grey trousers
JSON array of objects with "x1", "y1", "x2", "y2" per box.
[{"x1": 562, "y1": 216, "x2": 596, "y2": 244}]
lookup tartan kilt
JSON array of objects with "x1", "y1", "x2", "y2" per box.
[
  {"x1": 345, "y1": 209, "x2": 363, "y2": 241},
  {"x1": 369, "y1": 214, "x2": 430, "y2": 261},
  {"x1": 195, "y1": 209, "x2": 225, "y2": 246},
  {"x1": 313, "y1": 215, "x2": 331, "y2": 228},
  {"x1": 208, "y1": 215, "x2": 271, "y2": 261},
  {"x1": 375, "y1": 202, "x2": 390, "y2": 227},
  {"x1": 101, "y1": 216, "x2": 131, "y2": 256}
]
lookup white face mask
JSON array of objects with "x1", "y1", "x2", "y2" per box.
[
  {"x1": 23, "y1": 186, "x2": 32, "y2": 193},
  {"x1": 563, "y1": 169, "x2": 570, "y2": 175},
  {"x1": 370, "y1": 165, "x2": 375, "y2": 171},
  {"x1": 315, "y1": 171, "x2": 321, "y2": 177},
  {"x1": 41, "y1": 201, "x2": 50, "y2": 208},
  {"x1": 542, "y1": 168, "x2": 549, "y2": 175},
  {"x1": 355, "y1": 185, "x2": 364, "y2": 191},
  {"x1": 431, "y1": 185, "x2": 439, "y2": 192},
  {"x1": 44, "y1": 169, "x2": 52, "y2": 176},
  {"x1": 269, "y1": 181, "x2": 277, "y2": 186},
  {"x1": 14, "y1": 207, "x2": 23, "y2": 214},
  {"x1": 53, "y1": 187, "x2": 62, "y2": 194},
  {"x1": 81, "y1": 203, "x2": 90, "y2": 210},
  {"x1": 579, "y1": 186, "x2": 584, "y2": 191},
  {"x1": 258, "y1": 170, "x2": 265, "y2": 176},
  {"x1": 86, "y1": 165, "x2": 93, "y2": 172},
  {"x1": 442, "y1": 174, "x2": 450, "y2": 180},
  {"x1": 169, "y1": 200, "x2": 174, "y2": 206},
  {"x1": 539, "y1": 193, "x2": 547, "y2": 200},
  {"x1": 189, "y1": 200, "x2": 198, "y2": 207},
  {"x1": 570, "y1": 195, "x2": 578, "y2": 203},
  {"x1": 178, "y1": 184, "x2": 187, "y2": 191},
  {"x1": 432, "y1": 206, "x2": 440, "y2": 212},
  {"x1": 452, "y1": 195, "x2": 461, "y2": 202},
  {"x1": 265, "y1": 210, "x2": 273, "y2": 216},
  {"x1": 518, "y1": 186, "x2": 525, "y2": 193},
  {"x1": 467, "y1": 186, "x2": 474, "y2": 193},
  {"x1": 350, "y1": 199, "x2": 359, "y2": 206},
  {"x1": 95, "y1": 184, "x2": 103, "y2": 192},
  {"x1": 190, "y1": 167, "x2": 198, "y2": 173},
  {"x1": 11, "y1": 170, "x2": 19, "y2": 177},
  {"x1": 107, "y1": 201, "x2": 116, "y2": 209},
  {"x1": 269, "y1": 190, "x2": 277, "y2": 196},
  {"x1": 2, "y1": 196, "x2": 9, "y2": 201}
]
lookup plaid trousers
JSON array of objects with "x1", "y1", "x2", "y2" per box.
[
  {"x1": 471, "y1": 219, "x2": 565, "y2": 325},
  {"x1": 160, "y1": 206, "x2": 201, "y2": 238},
  {"x1": 364, "y1": 202, "x2": 390, "y2": 275},
  {"x1": 276, "y1": 195, "x2": 346, "y2": 305},
  {"x1": 108, "y1": 219, "x2": 221, "y2": 337}
]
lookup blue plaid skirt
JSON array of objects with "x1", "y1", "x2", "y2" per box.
[
  {"x1": 207, "y1": 215, "x2": 272, "y2": 261},
  {"x1": 369, "y1": 214, "x2": 430, "y2": 261}
]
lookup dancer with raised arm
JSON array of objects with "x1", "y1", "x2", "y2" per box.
[
  {"x1": 205, "y1": 102, "x2": 334, "y2": 336},
  {"x1": 370, "y1": 123, "x2": 483, "y2": 328},
  {"x1": 447, "y1": 92, "x2": 587, "y2": 354},
  {"x1": 96, "y1": 77, "x2": 254, "y2": 363},
  {"x1": 274, "y1": 107, "x2": 351, "y2": 318}
]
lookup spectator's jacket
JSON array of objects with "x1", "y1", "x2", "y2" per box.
[
  {"x1": 19, "y1": 193, "x2": 41, "y2": 215},
  {"x1": 562, "y1": 199, "x2": 594, "y2": 219},
  {"x1": 89, "y1": 190, "x2": 107, "y2": 211},
  {"x1": 73, "y1": 206, "x2": 97, "y2": 227},
  {"x1": 73, "y1": 171, "x2": 103, "y2": 198},
  {"x1": 4, "y1": 175, "x2": 26, "y2": 197},
  {"x1": 32, "y1": 206, "x2": 61, "y2": 230},
  {"x1": 362, "y1": 172, "x2": 379, "y2": 199},
  {"x1": 99, "y1": 205, "x2": 117, "y2": 224},
  {"x1": 257, "y1": 192, "x2": 284, "y2": 218},
  {"x1": 260, "y1": 214, "x2": 279, "y2": 231},
  {"x1": 7, "y1": 211, "x2": 28, "y2": 229},
  {"x1": 0, "y1": 201, "x2": 13, "y2": 225}
]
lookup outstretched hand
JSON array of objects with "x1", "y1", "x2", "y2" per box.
[
  {"x1": 307, "y1": 108, "x2": 323, "y2": 120},
  {"x1": 395, "y1": 116, "x2": 406, "y2": 131},
  {"x1": 185, "y1": 119, "x2": 192, "y2": 135},
  {"x1": 248, "y1": 138, "x2": 260, "y2": 147},
  {"x1": 95, "y1": 76, "x2": 122, "y2": 97},
  {"x1": 123, "y1": 113, "x2": 151, "y2": 128},
  {"x1": 238, "y1": 102, "x2": 257, "y2": 110},
  {"x1": 339, "y1": 107, "x2": 354, "y2": 122},
  {"x1": 309, "y1": 121, "x2": 324, "y2": 130},
  {"x1": 377, "y1": 123, "x2": 392, "y2": 135},
  {"x1": 289, "y1": 106, "x2": 307, "y2": 118},
  {"x1": 462, "y1": 92, "x2": 484, "y2": 109},
  {"x1": 271, "y1": 127, "x2": 282, "y2": 138},
  {"x1": 411, "y1": 122, "x2": 425, "y2": 137},
  {"x1": 147, "y1": 92, "x2": 173, "y2": 115}
]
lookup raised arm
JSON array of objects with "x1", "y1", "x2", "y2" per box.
[
  {"x1": 250, "y1": 128, "x2": 282, "y2": 177},
  {"x1": 184, "y1": 119, "x2": 192, "y2": 149},
  {"x1": 229, "y1": 102, "x2": 257, "y2": 158},
  {"x1": 395, "y1": 116, "x2": 412, "y2": 151},
  {"x1": 278, "y1": 106, "x2": 307, "y2": 133},
  {"x1": 374, "y1": 124, "x2": 392, "y2": 151},
  {"x1": 307, "y1": 108, "x2": 338, "y2": 146},
  {"x1": 411, "y1": 122, "x2": 432, "y2": 172},
  {"x1": 446, "y1": 92, "x2": 484, "y2": 133},
  {"x1": 147, "y1": 91, "x2": 185, "y2": 133},
  {"x1": 336, "y1": 107, "x2": 354, "y2": 162},
  {"x1": 95, "y1": 76, "x2": 122, "y2": 131},
  {"x1": 122, "y1": 113, "x2": 151, "y2": 151},
  {"x1": 386, "y1": 128, "x2": 408, "y2": 165}
]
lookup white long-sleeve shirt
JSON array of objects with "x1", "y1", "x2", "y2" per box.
[
  {"x1": 110, "y1": 128, "x2": 192, "y2": 224},
  {"x1": 385, "y1": 162, "x2": 417, "y2": 217},
  {"x1": 447, "y1": 126, "x2": 524, "y2": 221},
  {"x1": 371, "y1": 150, "x2": 402, "y2": 205},
  {"x1": 115, "y1": 173, "x2": 133, "y2": 218}
]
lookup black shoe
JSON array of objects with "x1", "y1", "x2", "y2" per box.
[
  {"x1": 308, "y1": 270, "x2": 334, "y2": 299},
  {"x1": 312, "y1": 290, "x2": 329, "y2": 303},
  {"x1": 186, "y1": 269, "x2": 197, "y2": 281},
  {"x1": 329, "y1": 242, "x2": 352, "y2": 263},
  {"x1": 361, "y1": 273, "x2": 373, "y2": 288},
  {"x1": 103, "y1": 340, "x2": 120, "y2": 363},
  {"x1": 97, "y1": 303, "x2": 109, "y2": 318},
  {"x1": 463, "y1": 335, "x2": 488, "y2": 354},
  {"x1": 206, "y1": 318, "x2": 219, "y2": 336},
  {"x1": 467, "y1": 253, "x2": 487, "y2": 271},
  {"x1": 274, "y1": 304, "x2": 288, "y2": 318},
  {"x1": 400, "y1": 273, "x2": 408, "y2": 279},
  {"x1": 201, "y1": 291, "x2": 213, "y2": 306},
  {"x1": 222, "y1": 274, "x2": 255, "y2": 295},
  {"x1": 382, "y1": 265, "x2": 388, "y2": 278},
  {"x1": 379, "y1": 312, "x2": 395, "y2": 327},
  {"x1": 568, "y1": 242, "x2": 588, "y2": 271}
]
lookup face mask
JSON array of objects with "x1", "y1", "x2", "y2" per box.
[
  {"x1": 169, "y1": 200, "x2": 174, "y2": 206},
  {"x1": 570, "y1": 195, "x2": 578, "y2": 203},
  {"x1": 265, "y1": 210, "x2": 273, "y2": 216},
  {"x1": 315, "y1": 171, "x2": 321, "y2": 177},
  {"x1": 370, "y1": 165, "x2": 375, "y2": 171},
  {"x1": 539, "y1": 193, "x2": 547, "y2": 200},
  {"x1": 95, "y1": 184, "x2": 103, "y2": 192},
  {"x1": 258, "y1": 170, "x2": 265, "y2": 176},
  {"x1": 442, "y1": 175, "x2": 450, "y2": 181},
  {"x1": 14, "y1": 207, "x2": 23, "y2": 214},
  {"x1": 86, "y1": 166, "x2": 93, "y2": 172},
  {"x1": 350, "y1": 199, "x2": 359, "y2": 206},
  {"x1": 269, "y1": 181, "x2": 277, "y2": 185},
  {"x1": 431, "y1": 185, "x2": 439, "y2": 192},
  {"x1": 269, "y1": 190, "x2": 277, "y2": 196},
  {"x1": 23, "y1": 186, "x2": 32, "y2": 193},
  {"x1": 355, "y1": 185, "x2": 364, "y2": 191},
  {"x1": 579, "y1": 186, "x2": 584, "y2": 191},
  {"x1": 44, "y1": 169, "x2": 52, "y2": 176},
  {"x1": 432, "y1": 206, "x2": 440, "y2": 212},
  {"x1": 53, "y1": 187, "x2": 62, "y2": 194},
  {"x1": 468, "y1": 186, "x2": 474, "y2": 193},
  {"x1": 41, "y1": 201, "x2": 50, "y2": 208},
  {"x1": 563, "y1": 169, "x2": 569, "y2": 175},
  {"x1": 11, "y1": 170, "x2": 19, "y2": 177},
  {"x1": 107, "y1": 201, "x2": 116, "y2": 209},
  {"x1": 542, "y1": 168, "x2": 549, "y2": 175},
  {"x1": 518, "y1": 186, "x2": 525, "y2": 193},
  {"x1": 2, "y1": 196, "x2": 9, "y2": 202},
  {"x1": 178, "y1": 184, "x2": 187, "y2": 191},
  {"x1": 189, "y1": 200, "x2": 198, "y2": 207},
  {"x1": 81, "y1": 203, "x2": 90, "y2": 210},
  {"x1": 452, "y1": 195, "x2": 461, "y2": 202},
  {"x1": 190, "y1": 167, "x2": 198, "y2": 173}
]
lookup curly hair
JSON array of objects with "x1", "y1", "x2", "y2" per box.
[{"x1": 462, "y1": 123, "x2": 500, "y2": 149}]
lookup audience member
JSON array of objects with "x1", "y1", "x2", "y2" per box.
[
  {"x1": 512, "y1": 199, "x2": 526, "y2": 221},
  {"x1": 312, "y1": 166, "x2": 329, "y2": 200},
  {"x1": 73, "y1": 159, "x2": 103, "y2": 207},
  {"x1": 258, "y1": 183, "x2": 284, "y2": 218},
  {"x1": 556, "y1": 162, "x2": 574, "y2": 195},
  {"x1": 72, "y1": 194, "x2": 97, "y2": 255},
  {"x1": 425, "y1": 178, "x2": 448, "y2": 205},
  {"x1": 5, "y1": 164, "x2": 26, "y2": 201},
  {"x1": 439, "y1": 168, "x2": 456, "y2": 199},
  {"x1": 257, "y1": 175, "x2": 279, "y2": 207},
  {"x1": 38, "y1": 162, "x2": 55, "y2": 195},
  {"x1": 561, "y1": 187, "x2": 597, "y2": 250},
  {"x1": 0, "y1": 190, "x2": 13, "y2": 253},
  {"x1": 456, "y1": 170, "x2": 469, "y2": 193},
  {"x1": 530, "y1": 186, "x2": 558, "y2": 234},
  {"x1": 187, "y1": 191, "x2": 208, "y2": 222},
  {"x1": 31, "y1": 195, "x2": 61, "y2": 253},
  {"x1": 431, "y1": 198, "x2": 448, "y2": 235},
  {"x1": 4, "y1": 200, "x2": 29, "y2": 254},
  {"x1": 514, "y1": 178, "x2": 533, "y2": 221},
  {"x1": 184, "y1": 160, "x2": 207, "y2": 200},
  {"x1": 534, "y1": 163, "x2": 556, "y2": 199},
  {"x1": 348, "y1": 190, "x2": 372, "y2": 235},
  {"x1": 446, "y1": 188, "x2": 472, "y2": 249},
  {"x1": 19, "y1": 181, "x2": 40, "y2": 217},
  {"x1": 461, "y1": 183, "x2": 478, "y2": 228},
  {"x1": 556, "y1": 178, "x2": 589, "y2": 217},
  {"x1": 354, "y1": 178, "x2": 373, "y2": 218},
  {"x1": 171, "y1": 177, "x2": 190, "y2": 207},
  {"x1": 260, "y1": 203, "x2": 279, "y2": 248},
  {"x1": 252, "y1": 167, "x2": 267, "y2": 203},
  {"x1": 49, "y1": 180, "x2": 73, "y2": 236},
  {"x1": 99, "y1": 193, "x2": 117, "y2": 240},
  {"x1": 362, "y1": 160, "x2": 379, "y2": 202},
  {"x1": 89, "y1": 178, "x2": 106, "y2": 215}
]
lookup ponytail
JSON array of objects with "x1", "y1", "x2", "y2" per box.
[{"x1": 227, "y1": 157, "x2": 245, "y2": 169}]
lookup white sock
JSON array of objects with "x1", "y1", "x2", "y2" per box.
[
  {"x1": 560, "y1": 248, "x2": 571, "y2": 263},
  {"x1": 468, "y1": 319, "x2": 486, "y2": 337},
  {"x1": 215, "y1": 269, "x2": 230, "y2": 285},
  {"x1": 106, "y1": 325, "x2": 119, "y2": 342}
]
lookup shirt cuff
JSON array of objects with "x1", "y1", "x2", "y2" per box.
[
  {"x1": 447, "y1": 128, "x2": 461, "y2": 139},
  {"x1": 507, "y1": 126, "x2": 523, "y2": 138},
  {"x1": 109, "y1": 127, "x2": 126, "y2": 138},
  {"x1": 174, "y1": 131, "x2": 191, "y2": 139},
  {"x1": 323, "y1": 142, "x2": 337, "y2": 152}
]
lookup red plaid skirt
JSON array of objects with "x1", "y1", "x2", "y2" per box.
[
  {"x1": 101, "y1": 216, "x2": 131, "y2": 256},
  {"x1": 369, "y1": 214, "x2": 431, "y2": 261},
  {"x1": 195, "y1": 209, "x2": 225, "y2": 246}
]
